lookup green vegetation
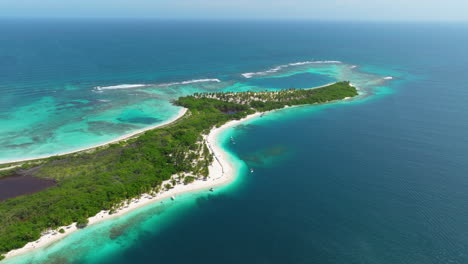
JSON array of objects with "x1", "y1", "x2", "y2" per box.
[
  {"x1": 0, "y1": 82, "x2": 356, "y2": 259},
  {"x1": 76, "y1": 218, "x2": 89, "y2": 229},
  {"x1": 183, "y1": 176, "x2": 196, "y2": 185},
  {"x1": 192, "y1": 81, "x2": 357, "y2": 112},
  {"x1": 0, "y1": 169, "x2": 15, "y2": 179}
]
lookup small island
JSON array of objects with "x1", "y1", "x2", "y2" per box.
[{"x1": 0, "y1": 81, "x2": 357, "y2": 260}]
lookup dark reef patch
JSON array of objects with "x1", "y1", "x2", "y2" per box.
[
  {"x1": 117, "y1": 116, "x2": 161, "y2": 125},
  {"x1": 240, "y1": 145, "x2": 290, "y2": 167},
  {"x1": 87, "y1": 121, "x2": 139, "y2": 135},
  {"x1": 4, "y1": 142, "x2": 35, "y2": 149},
  {"x1": 233, "y1": 124, "x2": 258, "y2": 131}
]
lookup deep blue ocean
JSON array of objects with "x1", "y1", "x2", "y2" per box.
[{"x1": 2, "y1": 20, "x2": 468, "y2": 264}]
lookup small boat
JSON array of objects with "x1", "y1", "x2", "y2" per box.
[
  {"x1": 171, "y1": 196, "x2": 176, "y2": 201},
  {"x1": 250, "y1": 168, "x2": 254, "y2": 173},
  {"x1": 230, "y1": 136, "x2": 236, "y2": 144},
  {"x1": 210, "y1": 188, "x2": 214, "y2": 192}
]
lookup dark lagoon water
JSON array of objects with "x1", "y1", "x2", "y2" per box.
[
  {"x1": 0, "y1": 176, "x2": 56, "y2": 202},
  {"x1": 2, "y1": 20, "x2": 468, "y2": 263}
]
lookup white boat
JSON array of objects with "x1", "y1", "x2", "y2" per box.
[
  {"x1": 171, "y1": 196, "x2": 176, "y2": 200},
  {"x1": 250, "y1": 168, "x2": 254, "y2": 173},
  {"x1": 210, "y1": 188, "x2": 214, "y2": 192}
]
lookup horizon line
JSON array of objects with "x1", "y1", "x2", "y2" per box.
[{"x1": 0, "y1": 16, "x2": 467, "y2": 24}]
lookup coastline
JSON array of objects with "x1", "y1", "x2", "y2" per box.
[
  {"x1": 4, "y1": 111, "x2": 263, "y2": 260},
  {"x1": 0, "y1": 108, "x2": 188, "y2": 166},
  {"x1": 3, "y1": 81, "x2": 362, "y2": 260}
]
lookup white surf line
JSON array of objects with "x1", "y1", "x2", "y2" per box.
[
  {"x1": 94, "y1": 79, "x2": 222, "y2": 91},
  {"x1": 94, "y1": 84, "x2": 148, "y2": 91}
]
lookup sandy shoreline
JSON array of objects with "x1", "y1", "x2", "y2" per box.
[
  {"x1": 4, "y1": 111, "x2": 263, "y2": 260},
  {"x1": 0, "y1": 108, "x2": 188, "y2": 166}
]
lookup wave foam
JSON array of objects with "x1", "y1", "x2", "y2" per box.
[
  {"x1": 242, "y1": 60, "x2": 342, "y2": 78},
  {"x1": 94, "y1": 79, "x2": 221, "y2": 91},
  {"x1": 94, "y1": 84, "x2": 147, "y2": 91},
  {"x1": 158, "y1": 79, "x2": 221, "y2": 87}
]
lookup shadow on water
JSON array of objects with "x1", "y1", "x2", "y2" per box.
[
  {"x1": 233, "y1": 123, "x2": 258, "y2": 131},
  {"x1": 194, "y1": 193, "x2": 232, "y2": 208}
]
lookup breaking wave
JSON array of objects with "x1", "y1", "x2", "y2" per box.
[
  {"x1": 94, "y1": 79, "x2": 221, "y2": 91},
  {"x1": 241, "y1": 60, "x2": 342, "y2": 78},
  {"x1": 157, "y1": 79, "x2": 221, "y2": 87},
  {"x1": 94, "y1": 84, "x2": 148, "y2": 91}
]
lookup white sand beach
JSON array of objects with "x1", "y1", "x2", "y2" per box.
[{"x1": 4, "y1": 110, "x2": 263, "y2": 259}]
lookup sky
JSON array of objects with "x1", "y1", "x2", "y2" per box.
[{"x1": 1, "y1": 0, "x2": 467, "y2": 22}]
